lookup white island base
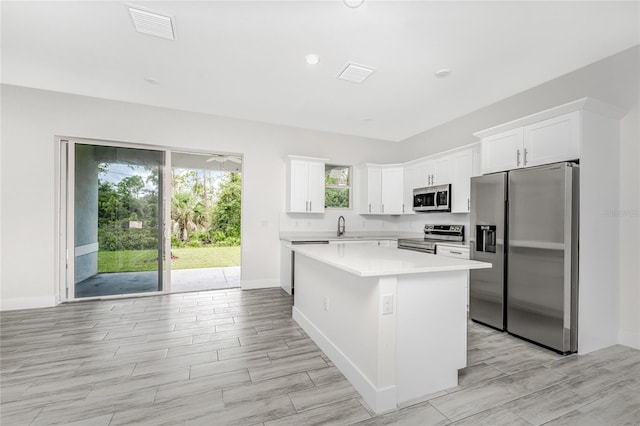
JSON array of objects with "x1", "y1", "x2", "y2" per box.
[{"x1": 290, "y1": 244, "x2": 490, "y2": 414}]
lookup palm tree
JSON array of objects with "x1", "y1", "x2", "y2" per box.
[{"x1": 171, "y1": 192, "x2": 196, "y2": 241}]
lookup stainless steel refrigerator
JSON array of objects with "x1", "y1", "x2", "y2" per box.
[{"x1": 470, "y1": 162, "x2": 579, "y2": 354}]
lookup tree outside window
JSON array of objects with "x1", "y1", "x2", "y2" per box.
[{"x1": 325, "y1": 165, "x2": 351, "y2": 209}]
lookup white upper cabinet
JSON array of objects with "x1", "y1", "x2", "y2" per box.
[
  {"x1": 451, "y1": 147, "x2": 480, "y2": 213},
  {"x1": 432, "y1": 156, "x2": 452, "y2": 186},
  {"x1": 286, "y1": 156, "x2": 327, "y2": 213},
  {"x1": 523, "y1": 111, "x2": 580, "y2": 168},
  {"x1": 480, "y1": 128, "x2": 524, "y2": 174},
  {"x1": 402, "y1": 144, "x2": 479, "y2": 215},
  {"x1": 403, "y1": 164, "x2": 420, "y2": 215},
  {"x1": 381, "y1": 167, "x2": 404, "y2": 214},
  {"x1": 359, "y1": 164, "x2": 403, "y2": 215},
  {"x1": 478, "y1": 110, "x2": 581, "y2": 175},
  {"x1": 362, "y1": 165, "x2": 383, "y2": 214}
]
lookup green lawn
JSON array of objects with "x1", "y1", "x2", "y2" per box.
[{"x1": 98, "y1": 246, "x2": 241, "y2": 273}]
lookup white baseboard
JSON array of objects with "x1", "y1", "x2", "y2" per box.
[
  {"x1": 293, "y1": 307, "x2": 397, "y2": 414},
  {"x1": 1, "y1": 296, "x2": 57, "y2": 311},
  {"x1": 619, "y1": 330, "x2": 640, "y2": 350},
  {"x1": 240, "y1": 279, "x2": 280, "y2": 290}
]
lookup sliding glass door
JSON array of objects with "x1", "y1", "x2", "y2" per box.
[{"x1": 68, "y1": 142, "x2": 166, "y2": 298}]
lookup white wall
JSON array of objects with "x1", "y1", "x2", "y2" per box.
[
  {"x1": 619, "y1": 106, "x2": 640, "y2": 348},
  {"x1": 0, "y1": 84, "x2": 400, "y2": 309}
]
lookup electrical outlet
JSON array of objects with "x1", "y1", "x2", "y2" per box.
[
  {"x1": 382, "y1": 294, "x2": 393, "y2": 315},
  {"x1": 323, "y1": 296, "x2": 329, "y2": 312}
]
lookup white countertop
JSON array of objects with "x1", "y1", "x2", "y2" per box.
[
  {"x1": 289, "y1": 243, "x2": 491, "y2": 277},
  {"x1": 280, "y1": 231, "x2": 421, "y2": 242}
]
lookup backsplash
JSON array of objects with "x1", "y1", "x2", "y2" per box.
[{"x1": 280, "y1": 210, "x2": 470, "y2": 240}]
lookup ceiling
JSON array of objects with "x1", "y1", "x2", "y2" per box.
[{"x1": 2, "y1": 1, "x2": 638, "y2": 142}]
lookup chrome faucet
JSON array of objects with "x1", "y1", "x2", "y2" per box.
[{"x1": 337, "y1": 216, "x2": 346, "y2": 237}]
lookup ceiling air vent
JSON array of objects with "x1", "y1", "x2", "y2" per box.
[
  {"x1": 337, "y1": 62, "x2": 376, "y2": 84},
  {"x1": 129, "y1": 7, "x2": 176, "y2": 40}
]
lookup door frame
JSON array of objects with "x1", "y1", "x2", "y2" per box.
[
  {"x1": 56, "y1": 136, "x2": 243, "y2": 302},
  {"x1": 58, "y1": 137, "x2": 170, "y2": 302}
]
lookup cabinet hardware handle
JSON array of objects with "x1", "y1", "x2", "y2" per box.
[
  {"x1": 516, "y1": 149, "x2": 521, "y2": 167},
  {"x1": 468, "y1": 198, "x2": 470, "y2": 210},
  {"x1": 309, "y1": 201, "x2": 312, "y2": 211},
  {"x1": 524, "y1": 148, "x2": 528, "y2": 165},
  {"x1": 382, "y1": 204, "x2": 384, "y2": 213},
  {"x1": 369, "y1": 203, "x2": 371, "y2": 213},
  {"x1": 305, "y1": 201, "x2": 308, "y2": 212},
  {"x1": 450, "y1": 251, "x2": 463, "y2": 255},
  {"x1": 402, "y1": 204, "x2": 405, "y2": 213}
]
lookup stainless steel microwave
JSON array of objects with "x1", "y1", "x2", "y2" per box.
[{"x1": 413, "y1": 184, "x2": 451, "y2": 212}]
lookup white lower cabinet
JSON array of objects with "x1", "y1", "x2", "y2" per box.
[{"x1": 435, "y1": 244, "x2": 470, "y2": 259}]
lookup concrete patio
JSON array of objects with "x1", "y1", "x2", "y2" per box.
[{"x1": 74, "y1": 266, "x2": 240, "y2": 298}]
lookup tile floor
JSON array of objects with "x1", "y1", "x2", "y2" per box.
[{"x1": 1, "y1": 288, "x2": 638, "y2": 425}]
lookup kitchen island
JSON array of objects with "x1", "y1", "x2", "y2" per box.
[{"x1": 289, "y1": 243, "x2": 491, "y2": 413}]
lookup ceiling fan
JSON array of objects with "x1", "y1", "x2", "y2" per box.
[{"x1": 206, "y1": 154, "x2": 242, "y2": 164}]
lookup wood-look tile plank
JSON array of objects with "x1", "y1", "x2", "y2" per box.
[
  {"x1": 503, "y1": 383, "x2": 589, "y2": 425},
  {"x1": 429, "y1": 382, "x2": 518, "y2": 421},
  {"x1": 186, "y1": 394, "x2": 296, "y2": 426},
  {"x1": 263, "y1": 397, "x2": 371, "y2": 426},
  {"x1": 451, "y1": 406, "x2": 532, "y2": 426},
  {"x1": 351, "y1": 401, "x2": 449, "y2": 426},
  {"x1": 288, "y1": 379, "x2": 359, "y2": 412},
  {"x1": 222, "y1": 372, "x2": 314, "y2": 405}
]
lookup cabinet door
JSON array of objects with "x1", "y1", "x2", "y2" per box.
[
  {"x1": 416, "y1": 160, "x2": 432, "y2": 187},
  {"x1": 381, "y1": 167, "x2": 403, "y2": 214},
  {"x1": 366, "y1": 166, "x2": 382, "y2": 214},
  {"x1": 451, "y1": 150, "x2": 473, "y2": 213},
  {"x1": 433, "y1": 156, "x2": 452, "y2": 185},
  {"x1": 307, "y1": 161, "x2": 325, "y2": 213},
  {"x1": 481, "y1": 128, "x2": 523, "y2": 174},
  {"x1": 289, "y1": 160, "x2": 309, "y2": 212},
  {"x1": 403, "y1": 165, "x2": 419, "y2": 214},
  {"x1": 523, "y1": 111, "x2": 580, "y2": 168}
]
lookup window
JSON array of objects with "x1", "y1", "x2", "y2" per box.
[{"x1": 325, "y1": 164, "x2": 351, "y2": 208}]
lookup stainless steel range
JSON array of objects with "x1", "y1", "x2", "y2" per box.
[{"x1": 397, "y1": 225, "x2": 465, "y2": 254}]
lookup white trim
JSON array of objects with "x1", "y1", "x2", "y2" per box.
[
  {"x1": 66, "y1": 140, "x2": 76, "y2": 300},
  {"x1": 473, "y1": 97, "x2": 626, "y2": 139},
  {"x1": 619, "y1": 330, "x2": 640, "y2": 350},
  {"x1": 1, "y1": 296, "x2": 57, "y2": 311},
  {"x1": 164, "y1": 150, "x2": 172, "y2": 292},
  {"x1": 293, "y1": 307, "x2": 397, "y2": 414},
  {"x1": 240, "y1": 279, "x2": 280, "y2": 290},
  {"x1": 75, "y1": 242, "x2": 99, "y2": 257}
]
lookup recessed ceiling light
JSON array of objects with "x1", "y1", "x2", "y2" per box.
[
  {"x1": 305, "y1": 54, "x2": 320, "y2": 65},
  {"x1": 344, "y1": 0, "x2": 365, "y2": 8},
  {"x1": 435, "y1": 68, "x2": 451, "y2": 78},
  {"x1": 144, "y1": 77, "x2": 160, "y2": 85}
]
